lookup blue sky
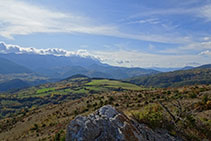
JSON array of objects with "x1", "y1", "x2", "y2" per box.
[{"x1": 0, "y1": 0, "x2": 211, "y2": 67}]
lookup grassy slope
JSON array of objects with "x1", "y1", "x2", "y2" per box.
[
  {"x1": 0, "y1": 77, "x2": 142, "y2": 118},
  {"x1": 127, "y1": 68, "x2": 211, "y2": 88},
  {"x1": 0, "y1": 85, "x2": 210, "y2": 141},
  {"x1": 86, "y1": 79, "x2": 142, "y2": 90}
]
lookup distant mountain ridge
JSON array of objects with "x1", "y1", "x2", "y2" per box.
[
  {"x1": 127, "y1": 64, "x2": 211, "y2": 88},
  {"x1": 148, "y1": 66, "x2": 195, "y2": 72},
  {"x1": 197, "y1": 64, "x2": 211, "y2": 69},
  {"x1": 0, "y1": 42, "x2": 159, "y2": 92},
  {"x1": 0, "y1": 57, "x2": 32, "y2": 74},
  {"x1": 0, "y1": 79, "x2": 30, "y2": 92},
  {"x1": 0, "y1": 52, "x2": 158, "y2": 80}
]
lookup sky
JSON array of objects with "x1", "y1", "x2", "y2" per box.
[{"x1": 0, "y1": 0, "x2": 211, "y2": 68}]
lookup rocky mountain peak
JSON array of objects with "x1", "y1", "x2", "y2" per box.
[{"x1": 66, "y1": 105, "x2": 181, "y2": 141}]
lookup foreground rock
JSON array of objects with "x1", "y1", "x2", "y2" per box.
[{"x1": 66, "y1": 105, "x2": 181, "y2": 141}]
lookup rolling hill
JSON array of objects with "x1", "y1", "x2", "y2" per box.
[
  {"x1": 0, "y1": 74, "x2": 142, "y2": 118},
  {"x1": 127, "y1": 64, "x2": 211, "y2": 88}
]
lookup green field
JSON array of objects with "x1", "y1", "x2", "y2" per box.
[
  {"x1": 0, "y1": 77, "x2": 143, "y2": 118},
  {"x1": 36, "y1": 88, "x2": 55, "y2": 94},
  {"x1": 12, "y1": 78, "x2": 142, "y2": 98},
  {"x1": 86, "y1": 79, "x2": 142, "y2": 91}
]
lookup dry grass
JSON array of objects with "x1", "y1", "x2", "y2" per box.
[{"x1": 0, "y1": 85, "x2": 210, "y2": 141}]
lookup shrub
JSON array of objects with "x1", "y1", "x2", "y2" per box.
[
  {"x1": 108, "y1": 96, "x2": 114, "y2": 102},
  {"x1": 54, "y1": 130, "x2": 65, "y2": 141},
  {"x1": 31, "y1": 123, "x2": 39, "y2": 131},
  {"x1": 138, "y1": 94, "x2": 142, "y2": 98},
  {"x1": 93, "y1": 102, "x2": 98, "y2": 107},
  {"x1": 202, "y1": 95, "x2": 208, "y2": 104},
  {"x1": 133, "y1": 104, "x2": 166, "y2": 128},
  {"x1": 189, "y1": 93, "x2": 197, "y2": 98}
]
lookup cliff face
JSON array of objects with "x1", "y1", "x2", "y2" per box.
[{"x1": 66, "y1": 105, "x2": 182, "y2": 141}]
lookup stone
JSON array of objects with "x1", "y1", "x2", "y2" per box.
[{"x1": 66, "y1": 105, "x2": 182, "y2": 141}]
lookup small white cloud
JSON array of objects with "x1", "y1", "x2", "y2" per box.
[
  {"x1": 128, "y1": 18, "x2": 160, "y2": 25},
  {"x1": 76, "y1": 49, "x2": 92, "y2": 57},
  {"x1": 198, "y1": 5, "x2": 211, "y2": 22},
  {"x1": 203, "y1": 37, "x2": 211, "y2": 41},
  {"x1": 199, "y1": 50, "x2": 211, "y2": 56}
]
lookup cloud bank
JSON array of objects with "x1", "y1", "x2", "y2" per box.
[
  {"x1": 0, "y1": 42, "x2": 210, "y2": 68},
  {"x1": 0, "y1": 42, "x2": 92, "y2": 58}
]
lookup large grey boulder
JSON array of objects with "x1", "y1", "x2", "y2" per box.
[{"x1": 66, "y1": 105, "x2": 181, "y2": 141}]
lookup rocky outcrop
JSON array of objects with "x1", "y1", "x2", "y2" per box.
[{"x1": 66, "y1": 105, "x2": 182, "y2": 141}]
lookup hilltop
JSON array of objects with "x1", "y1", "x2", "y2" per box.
[{"x1": 127, "y1": 64, "x2": 211, "y2": 88}]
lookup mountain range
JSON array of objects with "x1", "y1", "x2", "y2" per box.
[
  {"x1": 0, "y1": 42, "x2": 159, "y2": 91},
  {"x1": 1, "y1": 42, "x2": 211, "y2": 91},
  {"x1": 0, "y1": 42, "x2": 158, "y2": 80},
  {"x1": 0, "y1": 57, "x2": 32, "y2": 74}
]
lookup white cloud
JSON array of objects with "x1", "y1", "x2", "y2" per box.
[
  {"x1": 130, "y1": 3, "x2": 211, "y2": 22},
  {"x1": 199, "y1": 50, "x2": 211, "y2": 56},
  {"x1": 130, "y1": 8, "x2": 193, "y2": 19},
  {"x1": 1, "y1": 42, "x2": 210, "y2": 68},
  {"x1": 181, "y1": 41, "x2": 211, "y2": 51},
  {"x1": 159, "y1": 39, "x2": 211, "y2": 54},
  {"x1": 0, "y1": 0, "x2": 192, "y2": 44},
  {"x1": 127, "y1": 18, "x2": 160, "y2": 25},
  {"x1": 198, "y1": 5, "x2": 211, "y2": 21},
  {"x1": 203, "y1": 37, "x2": 211, "y2": 41},
  {"x1": 0, "y1": 0, "x2": 116, "y2": 39},
  {"x1": 91, "y1": 50, "x2": 210, "y2": 68},
  {"x1": 0, "y1": 42, "x2": 95, "y2": 58}
]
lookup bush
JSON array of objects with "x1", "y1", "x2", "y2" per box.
[
  {"x1": 54, "y1": 130, "x2": 65, "y2": 141},
  {"x1": 133, "y1": 104, "x2": 166, "y2": 128},
  {"x1": 189, "y1": 93, "x2": 197, "y2": 98},
  {"x1": 30, "y1": 123, "x2": 39, "y2": 131},
  {"x1": 202, "y1": 95, "x2": 208, "y2": 104}
]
